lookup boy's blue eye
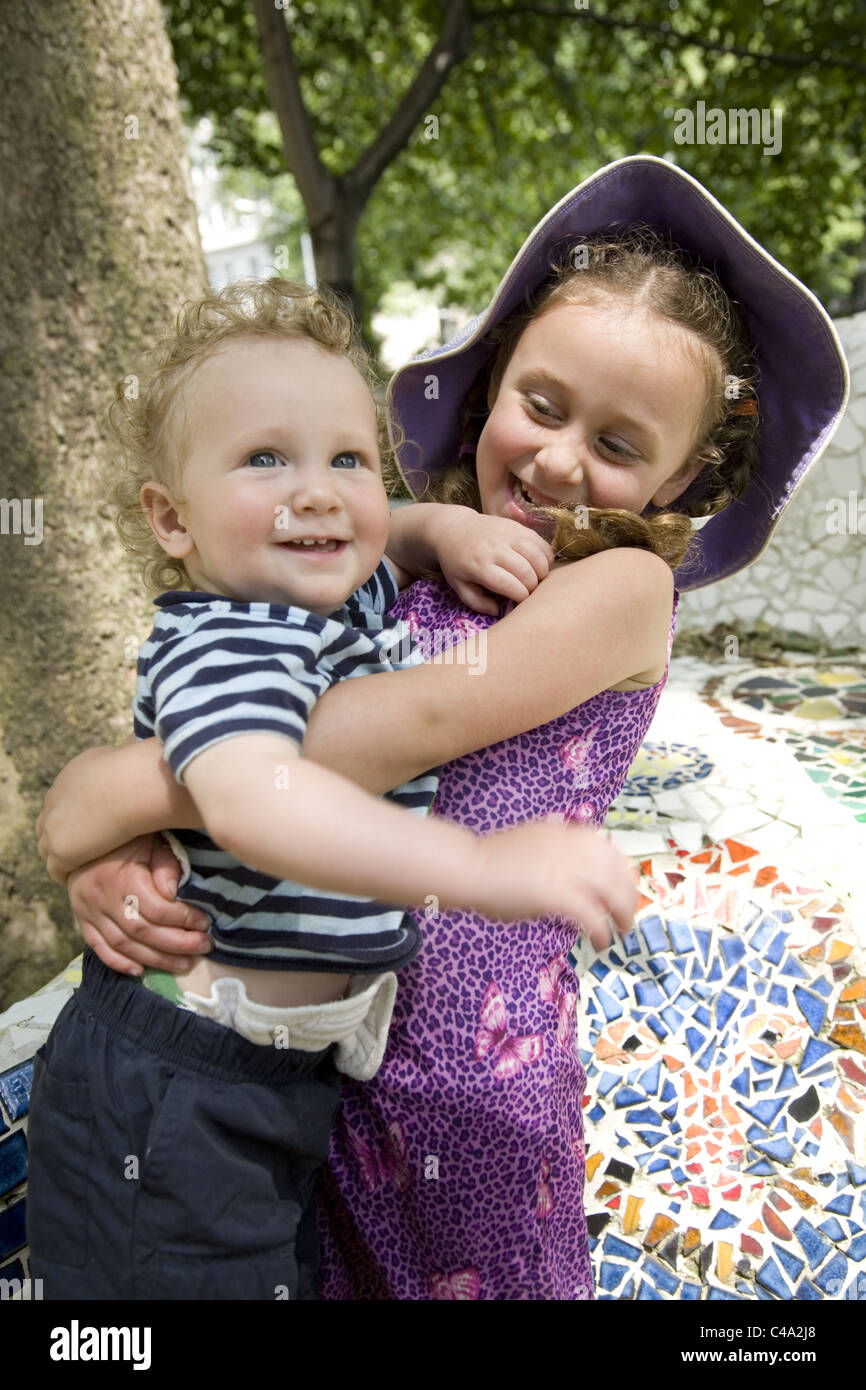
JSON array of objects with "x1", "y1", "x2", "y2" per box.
[
  {"x1": 247, "y1": 451, "x2": 282, "y2": 468},
  {"x1": 332, "y1": 451, "x2": 362, "y2": 469}
]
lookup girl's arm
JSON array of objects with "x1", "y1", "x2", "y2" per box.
[
  {"x1": 37, "y1": 546, "x2": 672, "y2": 877},
  {"x1": 306, "y1": 545, "x2": 674, "y2": 789}
]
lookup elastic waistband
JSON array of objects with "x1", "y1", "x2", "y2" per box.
[{"x1": 76, "y1": 949, "x2": 332, "y2": 1084}]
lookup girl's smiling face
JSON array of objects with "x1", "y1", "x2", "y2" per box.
[{"x1": 475, "y1": 294, "x2": 713, "y2": 532}]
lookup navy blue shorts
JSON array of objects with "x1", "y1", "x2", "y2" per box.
[{"x1": 26, "y1": 949, "x2": 341, "y2": 1300}]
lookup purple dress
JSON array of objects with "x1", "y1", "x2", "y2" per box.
[{"x1": 318, "y1": 578, "x2": 678, "y2": 1300}]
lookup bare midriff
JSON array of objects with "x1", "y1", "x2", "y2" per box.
[{"x1": 177, "y1": 957, "x2": 351, "y2": 1007}]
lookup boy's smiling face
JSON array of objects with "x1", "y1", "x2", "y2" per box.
[
  {"x1": 143, "y1": 336, "x2": 390, "y2": 615},
  {"x1": 475, "y1": 295, "x2": 713, "y2": 533}
]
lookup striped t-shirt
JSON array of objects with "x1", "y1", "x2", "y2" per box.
[{"x1": 132, "y1": 561, "x2": 438, "y2": 973}]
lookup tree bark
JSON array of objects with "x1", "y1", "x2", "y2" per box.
[{"x1": 0, "y1": 0, "x2": 207, "y2": 1009}]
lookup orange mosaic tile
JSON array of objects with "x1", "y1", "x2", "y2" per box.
[
  {"x1": 841, "y1": 978, "x2": 866, "y2": 1001},
  {"x1": 623, "y1": 1195, "x2": 644, "y2": 1236},
  {"x1": 596, "y1": 1180, "x2": 621, "y2": 1200},
  {"x1": 682, "y1": 1228, "x2": 701, "y2": 1258},
  {"x1": 717, "y1": 1242, "x2": 734, "y2": 1282},
  {"x1": 762, "y1": 1204, "x2": 793, "y2": 1241},
  {"x1": 643, "y1": 1212, "x2": 676, "y2": 1248},
  {"x1": 586, "y1": 1152, "x2": 604, "y2": 1182},
  {"x1": 778, "y1": 1178, "x2": 816, "y2": 1208},
  {"x1": 830, "y1": 1023, "x2": 866, "y2": 1056}
]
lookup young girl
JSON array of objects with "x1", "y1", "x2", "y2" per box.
[
  {"x1": 36, "y1": 156, "x2": 848, "y2": 1299},
  {"x1": 25, "y1": 277, "x2": 635, "y2": 1302}
]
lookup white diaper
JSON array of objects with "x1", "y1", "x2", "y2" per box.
[{"x1": 180, "y1": 971, "x2": 398, "y2": 1082}]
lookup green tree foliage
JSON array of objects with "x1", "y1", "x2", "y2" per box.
[{"x1": 166, "y1": 0, "x2": 866, "y2": 328}]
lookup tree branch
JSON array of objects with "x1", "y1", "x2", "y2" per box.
[
  {"x1": 473, "y1": 5, "x2": 866, "y2": 76},
  {"x1": 347, "y1": 0, "x2": 474, "y2": 200},
  {"x1": 250, "y1": 0, "x2": 335, "y2": 229}
]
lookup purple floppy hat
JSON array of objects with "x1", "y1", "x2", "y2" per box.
[{"x1": 387, "y1": 154, "x2": 850, "y2": 590}]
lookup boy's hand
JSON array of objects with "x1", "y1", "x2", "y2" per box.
[
  {"x1": 436, "y1": 512, "x2": 555, "y2": 616},
  {"x1": 69, "y1": 835, "x2": 211, "y2": 976},
  {"x1": 473, "y1": 820, "x2": 637, "y2": 948}
]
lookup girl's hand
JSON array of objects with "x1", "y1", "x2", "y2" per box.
[
  {"x1": 36, "y1": 745, "x2": 138, "y2": 882},
  {"x1": 473, "y1": 820, "x2": 637, "y2": 949},
  {"x1": 435, "y1": 512, "x2": 555, "y2": 616},
  {"x1": 69, "y1": 835, "x2": 211, "y2": 976}
]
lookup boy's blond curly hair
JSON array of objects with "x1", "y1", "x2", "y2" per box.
[{"x1": 109, "y1": 278, "x2": 388, "y2": 594}]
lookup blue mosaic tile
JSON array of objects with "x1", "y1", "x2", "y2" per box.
[
  {"x1": 775, "y1": 1064, "x2": 797, "y2": 1092},
  {"x1": 716, "y1": 992, "x2": 738, "y2": 1028},
  {"x1": 644, "y1": 1258, "x2": 679, "y2": 1295},
  {"x1": 0, "y1": 1131, "x2": 28, "y2": 1198},
  {"x1": 639, "y1": 1060, "x2": 661, "y2": 1094},
  {"x1": 598, "y1": 1072, "x2": 619, "y2": 1097},
  {"x1": 847, "y1": 1232, "x2": 866, "y2": 1261},
  {"x1": 0, "y1": 1061, "x2": 34, "y2": 1123},
  {"x1": 0, "y1": 1201, "x2": 26, "y2": 1260},
  {"x1": 738, "y1": 1097, "x2": 786, "y2": 1126},
  {"x1": 647, "y1": 1157, "x2": 670, "y2": 1174},
  {"x1": 812, "y1": 977, "x2": 832, "y2": 999},
  {"x1": 681, "y1": 1282, "x2": 701, "y2": 1300},
  {"x1": 818, "y1": 1216, "x2": 846, "y2": 1243},
  {"x1": 794, "y1": 1278, "x2": 822, "y2": 1300},
  {"x1": 781, "y1": 955, "x2": 809, "y2": 980},
  {"x1": 764, "y1": 931, "x2": 787, "y2": 965},
  {"x1": 625, "y1": 1106, "x2": 663, "y2": 1126},
  {"x1": 620, "y1": 1276, "x2": 635, "y2": 1299},
  {"x1": 814, "y1": 1253, "x2": 849, "y2": 1295},
  {"x1": 731, "y1": 1069, "x2": 750, "y2": 1098},
  {"x1": 709, "y1": 1210, "x2": 738, "y2": 1230},
  {"x1": 801, "y1": 1037, "x2": 836, "y2": 1072},
  {"x1": 596, "y1": 988, "x2": 623, "y2": 1022},
  {"x1": 660, "y1": 1079, "x2": 676, "y2": 1103},
  {"x1": 600, "y1": 1261, "x2": 628, "y2": 1292},
  {"x1": 772, "y1": 1243, "x2": 805, "y2": 1282},
  {"x1": 794, "y1": 1217, "x2": 833, "y2": 1270},
  {"x1": 708, "y1": 1287, "x2": 741, "y2": 1301},
  {"x1": 847, "y1": 1161, "x2": 866, "y2": 1186},
  {"x1": 793, "y1": 987, "x2": 826, "y2": 1033},
  {"x1": 635, "y1": 980, "x2": 664, "y2": 1009},
  {"x1": 638, "y1": 1280, "x2": 663, "y2": 1299},
  {"x1": 587, "y1": 1104, "x2": 605, "y2": 1124},
  {"x1": 720, "y1": 937, "x2": 746, "y2": 970},
  {"x1": 728, "y1": 965, "x2": 749, "y2": 991},
  {"x1": 602, "y1": 1235, "x2": 640, "y2": 1261},
  {"x1": 613, "y1": 1087, "x2": 644, "y2": 1108},
  {"x1": 756, "y1": 1257, "x2": 790, "y2": 1298},
  {"x1": 751, "y1": 918, "x2": 777, "y2": 951},
  {"x1": 668, "y1": 920, "x2": 694, "y2": 954},
  {"x1": 768, "y1": 984, "x2": 788, "y2": 1007},
  {"x1": 641, "y1": 918, "x2": 668, "y2": 954}
]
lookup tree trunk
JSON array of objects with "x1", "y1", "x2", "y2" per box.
[{"x1": 0, "y1": 0, "x2": 207, "y2": 1009}]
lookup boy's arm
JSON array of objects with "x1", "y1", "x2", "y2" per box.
[
  {"x1": 386, "y1": 502, "x2": 554, "y2": 610},
  {"x1": 182, "y1": 731, "x2": 636, "y2": 933}
]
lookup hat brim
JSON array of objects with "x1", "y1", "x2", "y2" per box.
[{"x1": 388, "y1": 155, "x2": 849, "y2": 591}]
